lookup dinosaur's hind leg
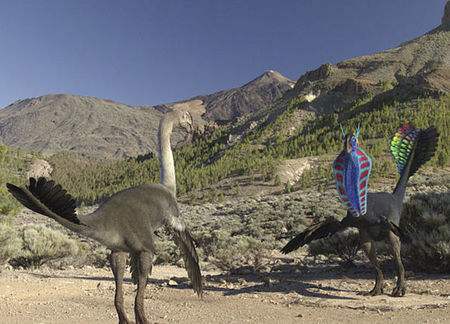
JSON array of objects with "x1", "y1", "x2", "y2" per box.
[
  {"x1": 109, "y1": 251, "x2": 130, "y2": 324},
  {"x1": 134, "y1": 251, "x2": 153, "y2": 324},
  {"x1": 360, "y1": 233, "x2": 384, "y2": 296},
  {"x1": 388, "y1": 231, "x2": 406, "y2": 297}
]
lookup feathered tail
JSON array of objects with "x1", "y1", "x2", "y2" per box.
[
  {"x1": 280, "y1": 218, "x2": 344, "y2": 254},
  {"x1": 6, "y1": 177, "x2": 86, "y2": 234},
  {"x1": 391, "y1": 125, "x2": 439, "y2": 202},
  {"x1": 165, "y1": 217, "x2": 203, "y2": 297}
]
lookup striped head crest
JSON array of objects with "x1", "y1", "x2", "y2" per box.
[{"x1": 333, "y1": 124, "x2": 372, "y2": 217}]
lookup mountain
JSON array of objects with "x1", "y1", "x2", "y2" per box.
[
  {"x1": 290, "y1": 10, "x2": 450, "y2": 114},
  {"x1": 196, "y1": 70, "x2": 294, "y2": 122},
  {"x1": 0, "y1": 71, "x2": 292, "y2": 158},
  {"x1": 0, "y1": 94, "x2": 166, "y2": 158},
  {"x1": 155, "y1": 70, "x2": 294, "y2": 122}
]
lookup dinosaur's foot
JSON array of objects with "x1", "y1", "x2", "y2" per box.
[
  {"x1": 391, "y1": 284, "x2": 406, "y2": 297},
  {"x1": 119, "y1": 318, "x2": 132, "y2": 324},
  {"x1": 118, "y1": 314, "x2": 131, "y2": 324},
  {"x1": 359, "y1": 286, "x2": 383, "y2": 296}
]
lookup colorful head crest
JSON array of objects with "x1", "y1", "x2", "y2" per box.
[{"x1": 333, "y1": 125, "x2": 372, "y2": 217}]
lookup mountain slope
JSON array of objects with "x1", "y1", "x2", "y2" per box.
[
  {"x1": 0, "y1": 94, "x2": 167, "y2": 158},
  {"x1": 291, "y1": 18, "x2": 450, "y2": 114},
  {"x1": 156, "y1": 70, "x2": 294, "y2": 122},
  {"x1": 0, "y1": 71, "x2": 292, "y2": 158},
  {"x1": 197, "y1": 70, "x2": 294, "y2": 122}
]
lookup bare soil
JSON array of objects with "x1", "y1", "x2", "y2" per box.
[{"x1": 0, "y1": 263, "x2": 448, "y2": 324}]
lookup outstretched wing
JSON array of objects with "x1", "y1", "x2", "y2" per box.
[{"x1": 333, "y1": 148, "x2": 372, "y2": 216}]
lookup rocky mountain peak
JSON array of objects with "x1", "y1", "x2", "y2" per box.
[
  {"x1": 246, "y1": 70, "x2": 293, "y2": 86},
  {"x1": 443, "y1": 1, "x2": 450, "y2": 25}
]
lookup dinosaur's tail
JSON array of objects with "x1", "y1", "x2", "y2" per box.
[
  {"x1": 165, "y1": 217, "x2": 203, "y2": 298},
  {"x1": 6, "y1": 177, "x2": 84, "y2": 231},
  {"x1": 280, "y1": 218, "x2": 343, "y2": 254},
  {"x1": 391, "y1": 125, "x2": 439, "y2": 201}
]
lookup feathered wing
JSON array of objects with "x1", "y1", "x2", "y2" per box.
[
  {"x1": 164, "y1": 217, "x2": 203, "y2": 297},
  {"x1": 280, "y1": 218, "x2": 343, "y2": 254},
  {"x1": 333, "y1": 148, "x2": 372, "y2": 216},
  {"x1": 173, "y1": 229, "x2": 203, "y2": 297}
]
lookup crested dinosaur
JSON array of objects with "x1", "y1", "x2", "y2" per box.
[
  {"x1": 281, "y1": 124, "x2": 439, "y2": 297},
  {"x1": 7, "y1": 109, "x2": 202, "y2": 324}
]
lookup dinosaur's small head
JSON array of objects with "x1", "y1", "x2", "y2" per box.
[
  {"x1": 174, "y1": 110, "x2": 193, "y2": 131},
  {"x1": 341, "y1": 125, "x2": 360, "y2": 152}
]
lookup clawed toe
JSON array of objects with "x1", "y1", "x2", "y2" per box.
[
  {"x1": 391, "y1": 285, "x2": 406, "y2": 297},
  {"x1": 365, "y1": 289, "x2": 383, "y2": 296},
  {"x1": 359, "y1": 286, "x2": 384, "y2": 296}
]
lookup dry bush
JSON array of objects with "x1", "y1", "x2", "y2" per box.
[
  {"x1": 206, "y1": 231, "x2": 272, "y2": 272},
  {"x1": 154, "y1": 231, "x2": 179, "y2": 265},
  {"x1": 308, "y1": 229, "x2": 360, "y2": 264},
  {"x1": 11, "y1": 225, "x2": 80, "y2": 268},
  {"x1": 0, "y1": 223, "x2": 22, "y2": 266},
  {"x1": 401, "y1": 192, "x2": 450, "y2": 273}
]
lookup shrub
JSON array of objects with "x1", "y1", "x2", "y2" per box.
[
  {"x1": 87, "y1": 245, "x2": 109, "y2": 268},
  {"x1": 154, "y1": 231, "x2": 180, "y2": 265},
  {"x1": 0, "y1": 223, "x2": 22, "y2": 266},
  {"x1": 401, "y1": 192, "x2": 450, "y2": 273},
  {"x1": 308, "y1": 229, "x2": 360, "y2": 264},
  {"x1": 11, "y1": 225, "x2": 80, "y2": 268},
  {"x1": 206, "y1": 231, "x2": 272, "y2": 271}
]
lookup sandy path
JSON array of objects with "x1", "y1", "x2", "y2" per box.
[{"x1": 0, "y1": 264, "x2": 449, "y2": 323}]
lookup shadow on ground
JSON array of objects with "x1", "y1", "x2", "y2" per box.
[{"x1": 27, "y1": 260, "x2": 450, "y2": 301}]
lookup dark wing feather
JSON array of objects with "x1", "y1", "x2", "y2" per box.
[
  {"x1": 7, "y1": 177, "x2": 80, "y2": 225},
  {"x1": 280, "y1": 218, "x2": 343, "y2": 254}
]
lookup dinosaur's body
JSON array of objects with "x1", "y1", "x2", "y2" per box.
[
  {"x1": 281, "y1": 124, "x2": 438, "y2": 297},
  {"x1": 7, "y1": 110, "x2": 202, "y2": 324},
  {"x1": 81, "y1": 184, "x2": 181, "y2": 251}
]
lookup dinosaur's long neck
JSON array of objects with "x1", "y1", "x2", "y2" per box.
[{"x1": 158, "y1": 114, "x2": 176, "y2": 196}]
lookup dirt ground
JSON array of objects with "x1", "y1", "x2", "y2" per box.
[{"x1": 0, "y1": 263, "x2": 448, "y2": 324}]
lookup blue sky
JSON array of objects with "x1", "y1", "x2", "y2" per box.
[{"x1": 0, "y1": 0, "x2": 445, "y2": 108}]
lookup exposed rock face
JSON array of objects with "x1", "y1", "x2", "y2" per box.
[
  {"x1": 333, "y1": 79, "x2": 375, "y2": 97},
  {"x1": 159, "y1": 70, "x2": 295, "y2": 122},
  {"x1": 291, "y1": 19, "x2": 450, "y2": 114},
  {"x1": 201, "y1": 70, "x2": 294, "y2": 122},
  {"x1": 27, "y1": 159, "x2": 53, "y2": 179},
  {"x1": 443, "y1": 1, "x2": 450, "y2": 25},
  {"x1": 275, "y1": 157, "x2": 319, "y2": 185}
]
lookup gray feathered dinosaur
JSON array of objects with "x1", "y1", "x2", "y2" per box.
[
  {"x1": 281, "y1": 124, "x2": 438, "y2": 297},
  {"x1": 7, "y1": 110, "x2": 202, "y2": 324}
]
